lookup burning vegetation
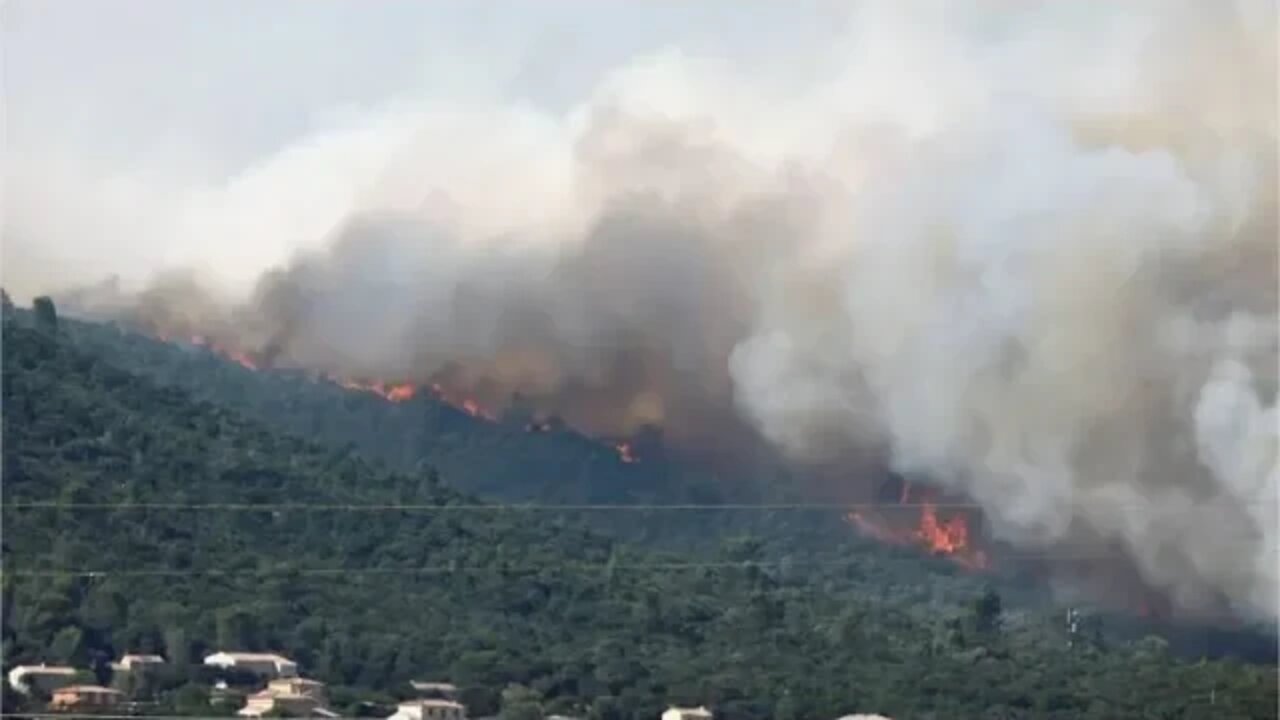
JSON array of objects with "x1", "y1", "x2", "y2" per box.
[
  {"x1": 181, "y1": 333, "x2": 643, "y2": 463},
  {"x1": 847, "y1": 481, "x2": 989, "y2": 571},
  {"x1": 614, "y1": 441, "x2": 638, "y2": 464},
  {"x1": 189, "y1": 327, "x2": 999, "y2": 571}
]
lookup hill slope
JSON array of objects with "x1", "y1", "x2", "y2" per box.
[
  {"x1": 3, "y1": 304, "x2": 1278, "y2": 719},
  {"x1": 55, "y1": 312, "x2": 901, "y2": 557},
  {"x1": 49, "y1": 310, "x2": 1280, "y2": 662}
]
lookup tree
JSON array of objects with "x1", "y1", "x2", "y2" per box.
[
  {"x1": 774, "y1": 693, "x2": 803, "y2": 720},
  {"x1": 972, "y1": 586, "x2": 1002, "y2": 635},
  {"x1": 33, "y1": 295, "x2": 58, "y2": 331},
  {"x1": 50, "y1": 626, "x2": 85, "y2": 664},
  {"x1": 90, "y1": 649, "x2": 115, "y2": 686},
  {"x1": 164, "y1": 627, "x2": 191, "y2": 666},
  {"x1": 5, "y1": 312, "x2": 1280, "y2": 720},
  {"x1": 215, "y1": 607, "x2": 260, "y2": 650},
  {"x1": 172, "y1": 683, "x2": 211, "y2": 713},
  {"x1": 498, "y1": 683, "x2": 543, "y2": 720}
]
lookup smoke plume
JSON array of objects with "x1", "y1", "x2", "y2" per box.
[{"x1": 13, "y1": 1, "x2": 1277, "y2": 620}]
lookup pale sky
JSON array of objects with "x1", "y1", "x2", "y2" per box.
[
  {"x1": 3, "y1": 1, "x2": 1258, "y2": 302},
  {"x1": 2, "y1": 1, "x2": 858, "y2": 299}
]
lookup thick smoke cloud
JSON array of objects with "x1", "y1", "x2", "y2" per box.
[
  {"x1": 21, "y1": 1, "x2": 1279, "y2": 620},
  {"x1": 729, "y1": 1, "x2": 1279, "y2": 620}
]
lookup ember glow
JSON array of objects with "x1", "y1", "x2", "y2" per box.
[
  {"x1": 339, "y1": 378, "x2": 419, "y2": 404},
  {"x1": 615, "y1": 442, "x2": 638, "y2": 464},
  {"x1": 460, "y1": 399, "x2": 495, "y2": 421},
  {"x1": 847, "y1": 482, "x2": 988, "y2": 571},
  {"x1": 190, "y1": 335, "x2": 258, "y2": 371},
  {"x1": 178, "y1": 333, "x2": 550, "y2": 429}
]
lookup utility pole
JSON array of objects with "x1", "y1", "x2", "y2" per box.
[{"x1": 1066, "y1": 608, "x2": 1079, "y2": 649}]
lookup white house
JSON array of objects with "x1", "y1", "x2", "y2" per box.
[
  {"x1": 389, "y1": 698, "x2": 467, "y2": 720},
  {"x1": 203, "y1": 652, "x2": 298, "y2": 679},
  {"x1": 112, "y1": 654, "x2": 166, "y2": 672},
  {"x1": 662, "y1": 706, "x2": 712, "y2": 720},
  {"x1": 6, "y1": 664, "x2": 80, "y2": 695}
]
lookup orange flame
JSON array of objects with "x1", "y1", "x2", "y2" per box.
[
  {"x1": 190, "y1": 335, "x2": 258, "y2": 371},
  {"x1": 460, "y1": 398, "x2": 495, "y2": 421},
  {"x1": 385, "y1": 384, "x2": 417, "y2": 402},
  {"x1": 846, "y1": 484, "x2": 987, "y2": 570},
  {"x1": 615, "y1": 442, "x2": 638, "y2": 464},
  {"x1": 916, "y1": 502, "x2": 988, "y2": 569},
  {"x1": 338, "y1": 379, "x2": 416, "y2": 403},
  {"x1": 168, "y1": 330, "x2": 612, "y2": 436},
  {"x1": 422, "y1": 382, "x2": 495, "y2": 420},
  {"x1": 226, "y1": 350, "x2": 259, "y2": 371}
]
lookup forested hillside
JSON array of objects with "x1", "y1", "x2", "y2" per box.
[
  {"x1": 56, "y1": 312, "x2": 851, "y2": 555},
  {"x1": 45, "y1": 309, "x2": 1280, "y2": 664},
  {"x1": 3, "y1": 302, "x2": 1278, "y2": 719}
]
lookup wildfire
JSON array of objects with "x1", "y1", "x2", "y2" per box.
[
  {"x1": 339, "y1": 379, "x2": 419, "y2": 403},
  {"x1": 180, "y1": 334, "x2": 506, "y2": 416},
  {"x1": 421, "y1": 382, "x2": 496, "y2": 420},
  {"x1": 190, "y1": 335, "x2": 258, "y2": 371},
  {"x1": 335, "y1": 376, "x2": 495, "y2": 417},
  {"x1": 847, "y1": 482, "x2": 988, "y2": 570},
  {"x1": 615, "y1": 441, "x2": 638, "y2": 464},
  {"x1": 386, "y1": 384, "x2": 416, "y2": 402},
  {"x1": 917, "y1": 503, "x2": 987, "y2": 569},
  {"x1": 166, "y1": 331, "x2": 643, "y2": 468},
  {"x1": 460, "y1": 399, "x2": 495, "y2": 421}
]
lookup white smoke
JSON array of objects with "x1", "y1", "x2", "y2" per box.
[
  {"x1": 8, "y1": 1, "x2": 1277, "y2": 618},
  {"x1": 729, "y1": 1, "x2": 1279, "y2": 620}
]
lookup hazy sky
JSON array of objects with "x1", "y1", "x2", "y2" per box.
[
  {"x1": 0, "y1": 1, "x2": 1264, "y2": 302},
  {"x1": 5, "y1": 1, "x2": 845, "y2": 164},
  {"x1": 2, "y1": 0, "x2": 854, "y2": 299}
]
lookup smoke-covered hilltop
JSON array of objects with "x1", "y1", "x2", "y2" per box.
[{"x1": 20, "y1": 1, "x2": 1279, "y2": 621}]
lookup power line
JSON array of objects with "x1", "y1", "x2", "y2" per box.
[
  {"x1": 0, "y1": 551, "x2": 1173, "y2": 580},
  {"x1": 0, "y1": 560, "x2": 924, "y2": 579},
  {"x1": 0, "y1": 500, "x2": 1109, "y2": 511}
]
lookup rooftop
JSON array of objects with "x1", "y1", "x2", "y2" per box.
[
  {"x1": 10, "y1": 665, "x2": 78, "y2": 674},
  {"x1": 206, "y1": 652, "x2": 295, "y2": 662}
]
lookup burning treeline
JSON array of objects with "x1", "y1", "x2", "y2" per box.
[
  {"x1": 185, "y1": 333, "x2": 632, "y2": 458},
  {"x1": 44, "y1": 2, "x2": 1279, "y2": 623},
  {"x1": 180, "y1": 328, "x2": 988, "y2": 569}
]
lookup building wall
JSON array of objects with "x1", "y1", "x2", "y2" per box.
[{"x1": 50, "y1": 690, "x2": 120, "y2": 708}]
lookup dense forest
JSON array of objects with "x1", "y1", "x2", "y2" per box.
[
  {"x1": 3, "y1": 301, "x2": 1278, "y2": 719},
  {"x1": 56, "y1": 309, "x2": 844, "y2": 556},
  {"x1": 51, "y1": 304, "x2": 1280, "y2": 661}
]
